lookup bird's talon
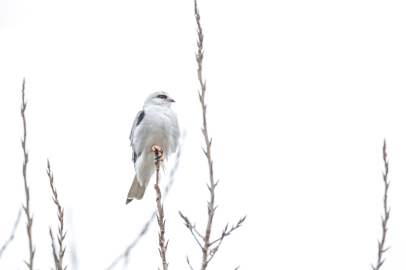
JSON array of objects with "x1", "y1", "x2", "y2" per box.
[
  {"x1": 152, "y1": 145, "x2": 162, "y2": 152},
  {"x1": 152, "y1": 145, "x2": 164, "y2": 161},
  {"x1": 154, "y1": 154, "x2": 165, "y2": 161}
]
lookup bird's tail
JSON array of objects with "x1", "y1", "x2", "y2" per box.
[{"x1": 126, "y1": 174, "x2": 146, "y2": 204}]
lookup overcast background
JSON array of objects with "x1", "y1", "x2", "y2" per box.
[{"x1": 1, "y1": 0, "x2": 406, "y2": 269}]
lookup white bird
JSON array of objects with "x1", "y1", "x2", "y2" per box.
[{"x1": 126, "y1": 91, "x2": 180, "y2": 204}]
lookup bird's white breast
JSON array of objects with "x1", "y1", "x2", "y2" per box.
[{"x1": 135, "y1": 105, "x2": 178, "y2": 157}]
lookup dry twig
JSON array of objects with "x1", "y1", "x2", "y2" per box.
[
  {"x1": 20, "y1": 78, "x2": 35, "y2": 270},
  {"x1": 205, "y1": 216, "x2": 246, "y2": 264},
  {"x1": 104, "y1": 210, "x2": 155, "y2": 270},
  {"x1": 186, "y1": 256, "x2": 194, "y2": 270},
  {"x1": 47, "y1": 160, "x2": 67, "y2": 270},
  {"x1": 371, "y1": 140, "x2": 391, "y2": 270},
  {"x1": 154, "y1": 158, "x2": 168, "y2": 270},
  {"x1": 0, "y1": 208, "x2": 22, "y2": 259},
  {"x1": 179, "y1": 213, "x2": 246, "y2": 268},
  {"x1": 179, "y1": 2, "x2": 245, "y2": 269},
  {"x1": 104, "y1": 134, "x2": 185, "y2": 270},
  {"x1": 49, "y1": 228, "x2": 60, "y2": 270}
]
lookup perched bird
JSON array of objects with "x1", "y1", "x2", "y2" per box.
[{"x1": 126, "y1": 91, "x2": 180, "y2": 204}]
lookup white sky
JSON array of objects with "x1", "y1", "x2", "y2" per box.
[{"x1": 1, "y1": 0, "x2": 406, "y2": 269}]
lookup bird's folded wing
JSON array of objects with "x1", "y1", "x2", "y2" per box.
[{"x1": 130, "y1": 110, "x2": 145, "y2": 165}]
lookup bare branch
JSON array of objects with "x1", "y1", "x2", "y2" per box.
[
  {"x1": 194, "y1": 226, "x2": 205, "y2": 239},
  {"x1": 193, "y1": 1, "x2": 216, "y2": 269},
  {"x1": 179, "y1": 212, "x2": 203, "y2": 250},
  {"x1": 49, "y1": 228, "x2": 60, "y2": 270},
  {"x1": 105, "y1": 211, "x2": 155, "y2": 270},
  {"x1": 0, "y1": 208, "x2": 22, "y2": 259},
  {"x1": 105, "y1": 134, "x2": 185, "y2": 270},
  {"x1": 154, "y1": 159, "x2": 169, "y2": 270},
  {"x1": 154, "y1": 157, "x2": 168, "y2": 270},
  {"x1": 178, "y1": 2, "x2": 246, "y2": 269},
  {"x1": 186, "y1": 256, "x2": 194, "y2": 270},
  {"x1": 47, "y1": 160, "x2": 67, "y2": 270},
  {"x1": 371, "y1": 139, "x2": 391, "y2": 270},
  {"x1": 209, "y1": 216, "x2": 246, "y2": 247},
  {"x1": 20, "y1": 78, "x2": 35, "y2": 270}
]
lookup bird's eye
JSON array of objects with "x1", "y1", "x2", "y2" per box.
[{"x1": 157, "y1": 95, "x2": 167, "y2": 99}]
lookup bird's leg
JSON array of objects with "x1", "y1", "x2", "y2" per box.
[{"x1": 152, "y1": 145, "x2": 164, "y2": 161}]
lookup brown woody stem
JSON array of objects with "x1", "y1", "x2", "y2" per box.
[
  {"x1": 21, "y1": 78, "x2": 35, "y2": 270},
  {"x1": 154, "y1": 159, "x2": 168, "y2": 270},
  {"x1": 371, "y1": 140, "x2": 391, "y2": 270}
]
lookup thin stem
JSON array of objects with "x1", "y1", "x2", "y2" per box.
[
  {"x1": 187, "y1": 256, "x2": 194, "y2": 270},
  {"x1": 179, "y1": 212, "x2": 203, "y2": 250},
  {"x1": 207, "y1": 216, "x2": 246, "y2": 264},
  {"x1": 105, "y1": 135, "x2": 185, "y2": 270},
  {"x1": 49, "y1": 228, "x2": 59, "y2": 270},
  {"x1": 0, "y1": 208, "x2": 22, "y2": 259},
  {"x1": 182, "y1": 2, "x2": 246, "y2": 269},
  {"x1": 47, "y1": 160, "x2": 67, "y2": 270},
  {"x1": 371, "y1": 139, "x2": 391, "y2": 270},
  {"x1": 154, "y1": 159, "x2": 168, "y2": 270},
  {"x1": 193, "y1": 1, "x2": 216, "y2": 269},
  {"x1": 21, "y1": 78, "x2": 35, "y2": 270}
]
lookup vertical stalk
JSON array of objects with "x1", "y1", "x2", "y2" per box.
[
  {"x1": 21, "y1": 78, "x2": 35, "y2": 270},
  {"x1": 154, "y1": 160, "x2": 168, "y2": 270}
]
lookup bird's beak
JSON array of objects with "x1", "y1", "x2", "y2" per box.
[{"x1": 168, "y1": 98, "x2": 176, "y2": 103}]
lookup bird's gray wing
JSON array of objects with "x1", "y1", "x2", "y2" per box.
[{"x1": 129, "y1": 110, "x2": 145, "y2": 167}]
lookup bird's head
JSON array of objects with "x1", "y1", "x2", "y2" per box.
[{"x1": 143, "y1": 91, "x2": 176, "y2": 108}]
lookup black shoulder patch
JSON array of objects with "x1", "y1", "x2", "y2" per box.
[
  {"x1": 136, "y1": 110, "x2": 145, "y2": 127},
  {"x1": 132, "y1": 151, "x2": 142, "y2": 164}
]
